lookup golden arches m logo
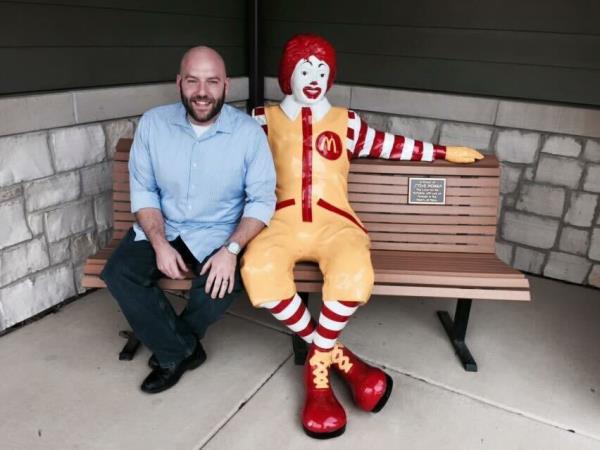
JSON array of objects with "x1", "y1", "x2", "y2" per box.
[{"x1": 316, "y1": 131, "x2": 342, "y2": 161}]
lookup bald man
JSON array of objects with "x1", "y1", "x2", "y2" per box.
[{"x1": 101, "y1": 46, "x2": 276, "y2": 393}]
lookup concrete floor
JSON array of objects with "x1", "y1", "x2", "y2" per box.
[{"x1": 1, "y1": 276, "x2": 599, "y2": 450}]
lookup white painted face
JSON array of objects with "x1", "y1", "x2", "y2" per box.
[{"x1": 290, "y1": 55, "x2": 330, "y2": 105}]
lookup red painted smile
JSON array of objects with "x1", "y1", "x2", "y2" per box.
[{"x1": 303, "y1": 86, "x2": 322, "y2": 99}]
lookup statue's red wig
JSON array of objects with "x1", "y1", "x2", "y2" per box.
[{"x1": 278, "y1": 34, "x2": 337, "y2": 95}]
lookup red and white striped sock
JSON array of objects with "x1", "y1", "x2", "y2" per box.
[
  {"x1": 261, "y1": 294, "x2": 316, "y2": 343},
  {"x1": 313, "y1": 301, "x2": 361, "y2": 351}
]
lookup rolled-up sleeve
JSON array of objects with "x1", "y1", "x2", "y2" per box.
[
  {"x1": 129, "y1": 115, "x2": 161, "y2": 213},
  {"x1": 242, "y1": 127, "x2": 276, "y2": 225}
]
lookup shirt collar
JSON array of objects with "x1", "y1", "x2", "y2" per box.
[
  {"x1": 280, "y1": 95, "x2": 332, "y2": 122},
  {"x1": 170, "y1": 102, "x2": 233, "y2": 135}
]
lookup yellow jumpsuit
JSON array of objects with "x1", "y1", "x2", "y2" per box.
[{"x1": 241, "y1": 105, "x2": 374, "y2": 306}]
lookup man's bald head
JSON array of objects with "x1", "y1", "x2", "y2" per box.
[{"x1": 179, "y1": 46, "x2": 227, "y2": 78}]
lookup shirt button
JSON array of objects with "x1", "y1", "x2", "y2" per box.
[
  {"x1": 188, "y1": 205, "x2": 192, "y2": 210},
  {"x1": 191, "y1": 184, "x2": 195, "y2": 189},
  {"x1": 192, "y1": 163, "x2": 197, "y2": 168}
]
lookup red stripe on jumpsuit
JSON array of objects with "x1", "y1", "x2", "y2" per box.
[{"x1": 301, "y1": 107, "x2": 313, "y2": 222}]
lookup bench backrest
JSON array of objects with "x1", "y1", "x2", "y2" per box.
[
  {"x1": 349, "y1": 158, "x2": 500, "y2": 254},
  {"x1": 111, "y1": 139, "x2": 500, "y2": 254}
]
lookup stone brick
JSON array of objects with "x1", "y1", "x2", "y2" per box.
[
  {"x1": 513, "y1": 247, "x2": 546, "y2": 274},
  {"x1": 0, "y1": 264, "x2": 75, "y2": 330},
  {"x1": 558, "y1": 227, "x2": 590, "y2": 256},
  {"x1": 104, "y1": 119, "x2": 134, "y2": 159},
  {"x1": 497, "y1": 194, "x2": 504, "y2": 217},
  {"x1": 439, "y1": 123, "x2": 493, "y2": 151},
  {"x1": 0, "y1": 199, "x2": 32, "y2": 250},
  {"x1": 523, "y1": 167, "x2": 535, "y2": 181},
  {"x1": 44, "y1": 199, "x2": 95, "y2": 243},
  {"x1": 48, "y1": 238, "x2": 71, "y2": 265},
  {"x1": 0, "y1": 237, "x2": 50, "y2": 287},
  {"x1": 495, "y1": 100, "x2": 600, "y2": 138},
  {"x1": 583, "y1": 165, "x2": 600, "y2": 193},
  {"x1": 73, "y1": 263, "x2": 87, "y2": 294},
  {"x1": 26, "y1": 211, "x2": 44, "y2": 236},
  {"x1": 590, "y1": 228, "x2": 600, "y2": 261},
  {"x1": 75, "y1": 82, "x2": 180, "y2": 123},
  {"x1": 495, "y1": 241, "x2": 513, "y2": 265},
  {"x1": 70, "y1": 231, "x2": 98, "y2": 264},
  {"x1": 0, "y1": 185, "x2": 23, "y2": 203},
  {"x1": 0, "y1": 92, "x2": 75, "y2": 137},
  {"x1": 387, "y1": 116, "x2": 439, "y2": 142},
  {"x1": 94, "y1": 192, "x2": 113, "y2": 232},
  {"x1": 499, "y1": 164, "x2": 522, "y2": 194},
  {"x1": 0, "y1": 132, "x2": 54, "y2": 187},
  {"x1": 535, "y1": 156, "x2": 584, "y2": 189},
  {"x1": 494, "y1": 130, "x2": 540, "y2": 164},
  {"x1": 543, "y1": 252, "x2": 591, "y2": 284},
  {"x1": 541, "y1": 135, "x2": 582, "y2": 158},
  {"x1": 356, "y1": 111, "x2": 389, "y2": 132},
  {"x1": 502, "y1": 211, "x2": 559, "y2": 249},
  {"x1": 588, "y1": 265, "x2": 600, "y2": 288},
  {"x1": 564, "y1": 192, "x2": 598, "y2": 227},
  {"x1": 97, "y1": 229, "x2": 113, "y2": 248},
  {"x1": 24, "y1": 172, "x2": 81, "y2": 212},
  {"x1": 351, "y1": 85, "x2": 498, "y2": 124},
  {"x1": 504, "y1": 196, "x2": 516, "y2": 208},
  {"x1": 515, "y1": 183, "x2": 565, "y2": 218},
  {"x1": 81, "y1": 162, "x2": 112, "y2": 196},
  {"x1": 583, "y1": 140, "x2": 600, "y2": 163},
  {"x1": 50, "y1": 124, "x2": 106, "y2": 172}
]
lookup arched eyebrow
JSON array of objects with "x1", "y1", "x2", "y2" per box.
[
  {"x1": 318, "y1": 63, "x2": 326, "y2": 68},
  {"x1": 301, "y1": 59, "x2": 313, "y2": 67}
]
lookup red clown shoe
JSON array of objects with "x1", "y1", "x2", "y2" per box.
[
  {"x1": 302, "y1": 345, "x2": 346, "y2": 439},
  {"x1": 331, "y1": 343, "x2": 393, "y2": 412}
]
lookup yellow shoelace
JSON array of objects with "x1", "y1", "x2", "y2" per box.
[
  {"x1": 309, "y1": 350, "x2": 332, "y2": 389},
  {"x1": 331, "y1": 344, "x2": 354, "y2": 374}
]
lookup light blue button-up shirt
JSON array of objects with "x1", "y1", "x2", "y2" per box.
[{"x1": 129, "y1": 102, "x2": 276, "y2": 263}]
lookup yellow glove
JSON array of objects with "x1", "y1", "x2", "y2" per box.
[{"x1": 445, "y1": 146, "x2": 485, "y2": 164}]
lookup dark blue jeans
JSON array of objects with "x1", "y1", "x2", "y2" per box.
[{"x1": 101, "y1": 229, "x2": 240, "y2": 368}]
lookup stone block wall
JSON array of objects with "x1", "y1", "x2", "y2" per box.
[
  {"x1": 0, "y1": 80, "x2": 248, "y2": 332},
  {"x1": 0, "y1": 118, "x2": 136, "y2": 330}
]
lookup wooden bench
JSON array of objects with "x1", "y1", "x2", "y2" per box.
[{"x1": 83, "y1": 138, "x2": 530, "y2": 371}]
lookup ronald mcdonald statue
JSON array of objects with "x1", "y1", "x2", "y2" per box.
[{"x1": 241, "y1": 34, "x2": 483, "y2": 439}]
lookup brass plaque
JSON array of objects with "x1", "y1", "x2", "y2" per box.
[{"x1": 408, "y1": 177, "x2": 446, "y2": 205}]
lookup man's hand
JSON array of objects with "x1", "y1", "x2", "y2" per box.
[
  {"x1": 200, "y1": 247, "x2": 237, "y2": 299},
  {"x1": 445, "y1": 146, "x2": 485, "y2": 164},
  {"x1": 155, "y1": 242, "x2": 189, "y2": 280}
]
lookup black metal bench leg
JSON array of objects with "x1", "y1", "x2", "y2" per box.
[
  {"x1": 293, "y1": 292, "x2": 310, "y2": 365},
  {"x1": 437, "y1": 299, "x2": 478, "y2": 372},
  {"x1": 118, "y1": 330, "x2": 141, "y2": 361}
]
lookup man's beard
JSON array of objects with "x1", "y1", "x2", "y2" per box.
[{"x1": 180, "y1": 86, "x2": 226, "y2": 124}]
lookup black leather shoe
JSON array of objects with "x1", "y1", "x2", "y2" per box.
[{"x1": 141, "y1": 343, "x2": 207, "y2": 394}]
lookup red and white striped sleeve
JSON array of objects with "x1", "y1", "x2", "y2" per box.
[
  {"x1": 346, "y1": 110, "x2": 446, "y2": 161},
  {"x1": 252, "y1": 106, "x2": 268, "y2": 135}
]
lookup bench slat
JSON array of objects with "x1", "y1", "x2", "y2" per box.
[
  {"x1": 357, "y1": 212, "x2": 497, "y2": 225},
  {"x1": 293, "y1": 282, "x2": 530, "y2": 301},
  {"x1": 366, "y1": 223, "x2": 496, "y2": 234},
  {"x1": 352, "y1": 203, "x2": 497, "y2": 216},
  {"x1": 349, "y1": 173, "x2": 500, "y2": 187},
  {"x1": 348, "y1": 192, "x2": 499, "y2": 206}
]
